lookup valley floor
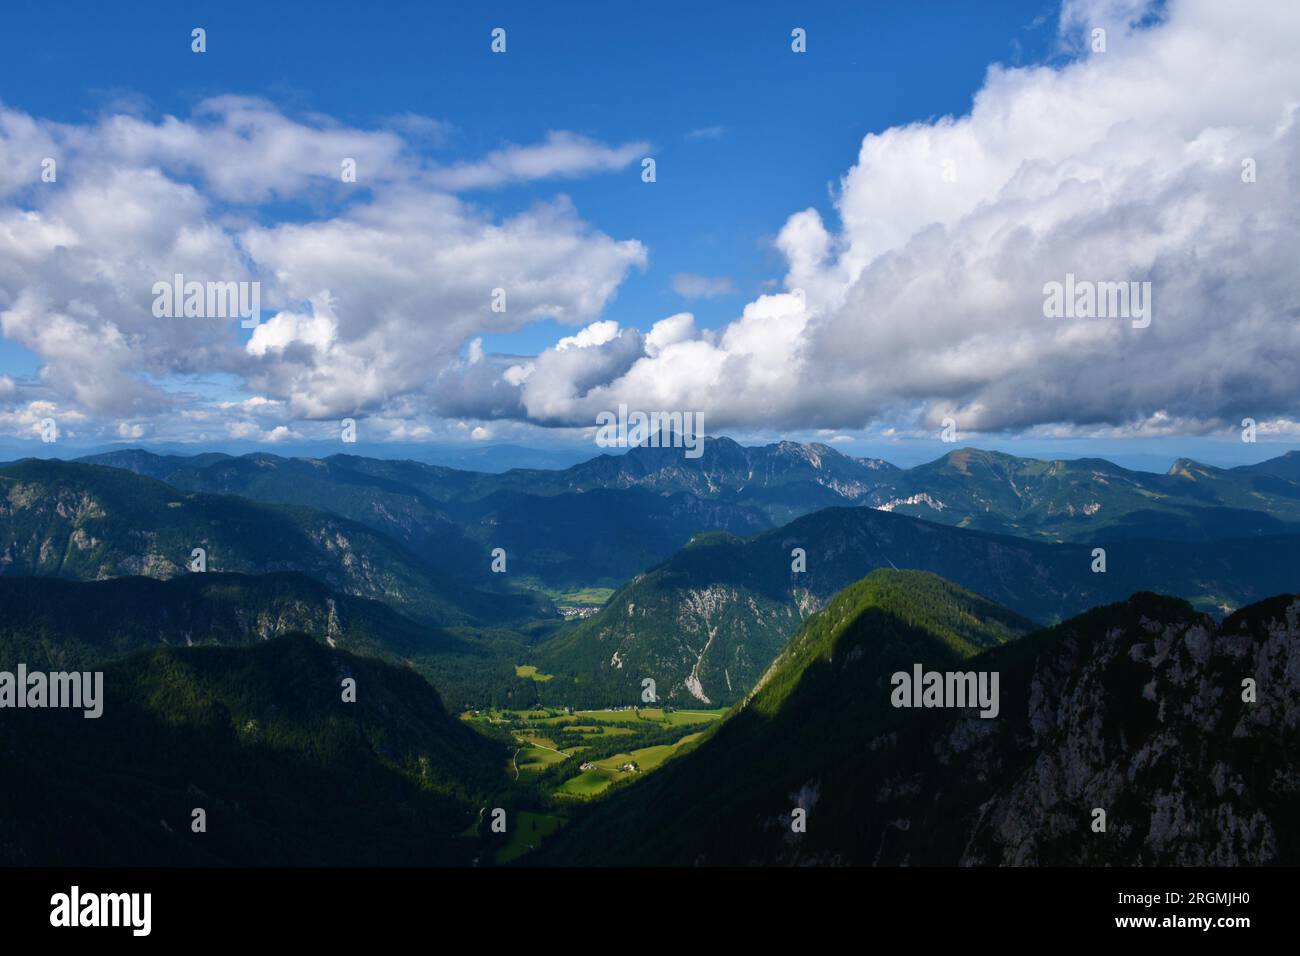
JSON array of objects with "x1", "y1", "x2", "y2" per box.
[{"x1": 462, "y1": 705, "x2": 726, "y2": 862}]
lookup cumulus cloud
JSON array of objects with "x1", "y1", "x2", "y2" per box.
[
  {"x1": 240, "y1": 193, "x2": 644, "y2": 418},
  {"x1": 0, "y1": 98, "x2": 646, "y2": 438},
  {"x1": 0, "y1": 400, "x2": 87, "y2": 439},
  {"x1": 225, "y1": 420, "x2": 301, "y2": 443},
  {"x1": 461, "y1": 0, "x2": 1300, "y2": 437},
  {"x1": 644, "y1": 313, "x2": 698, "y2": 357},
  {"x1": 117, "y1": 421, "x2": 148, "y2": 439},
  {"x1": 69, "y1": 95, "x2": 415, "y2": 204},
  {"x1": 555, "y1": 320, "x2": 621, "y2": 351}
]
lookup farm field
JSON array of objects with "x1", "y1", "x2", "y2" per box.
[
  {"x1": 465, "y1": 706, "x2": 726, "y2": 800},
  {"x1": 542, "y1": 586, "x2": 616, "y2": 606},
  {"x1": 515, "y1": 743, "x2": 567, "y2": 773},
  {"x1": 556, "y1": 733, "x2": 707, "y2": 798},
  {"x1": 513, "y1": 580, "x2": 616, "y2": 607},
  {"x1": 496, "y1": 707, "x2": 725, "y2": 727}
]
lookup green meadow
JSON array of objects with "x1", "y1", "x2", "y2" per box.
[
  {"x1": 467, "y1": 706, "x2": 725, "y2": 807},
  {"x1": 518, "y1": 707, "x2": 725, "y2": 727},
  {"x1": 515, "y1": 664, "x2": 555, "y2": 682},
  {"x1": 556, "y1": 732, "x2": 707, "y2": 798},
  {"x1": 541, "y1": 585, "x2": 616, "y2": 606},
  {"x1": 494, "y1": 811, "x2": 565, "y2": 864}
]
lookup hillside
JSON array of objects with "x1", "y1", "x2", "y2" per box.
[
  {"x1": 539, "y1": 575, "x2": 1300, "y2": 866},
  {"x1": 0, "y1": 572, "x2": 527, "y2": 712},
  {"x1": 0, "y1": 459, "x2": 545, "y2": 628},
  {"x1": 448, "y1": 486, "x2": 767, "y2": 588},
  {"x1": 76, "y1": 450, "x2": 489, "y2": 579},
  {"x1": 80, "y1": 449, "x2": 770, "y2": 588},
  {"x1": 535, "y1": 505, "x2": 1300, "y2": 706},
  {"x1": 864, "y1": 447, "x2": 1300, "y2": 542},
  {"x1": 1233, "y1": 449, "x2": 1300, "y2": 481},
  {"x1": 0, "y1": 634, "x2": 508, "y2": 865}
]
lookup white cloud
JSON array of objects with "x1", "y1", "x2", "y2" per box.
[
  {"x1": 555, "y1": 320, "x2": 620, "y2": 351},
  {"x1": 88, "y1": 96, "x2": 416, "y2": 204},
  {"x1": 245, "y1": 299, "x2": 339, "y2": 358},
  {"x1": 0, "y1": 400, "x2": 87, "y2": 438},
  {"x1": 225, "y1": 420, "x2": 300, "y2": 443},
  {"x1": 644, "y1": 313, "x2": 697, "y2": 357},
  {"x1": 240, "y1": 193, "x2": 645, "y2": 418},
  {"x1": 472, "y1": 0, "x2": 1300, "y2": 436},
  {"x1": 117, "y1": 421, "x2": 148, "y2": 439},
  {"x1": 0, "y1": 99, "x2": 647, "y2": 437},
  {"x1": 427, "y1": 131, "x2": 649, "y2": 191},
  {"x1": 216, "y1": 396, "x2": 285, "y2": 414}
]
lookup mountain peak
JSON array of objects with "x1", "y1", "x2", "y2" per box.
[
  {"x1": 1168, "y1": 456, "x2": 1218, "y2": 478},
  {"x1": 932, "y1": 447, "x2": 1022, "y2": 474}
]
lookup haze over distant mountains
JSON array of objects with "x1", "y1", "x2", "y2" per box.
[{"x1": 78, "y1": 437, "x2": 1300, "y2": 552}]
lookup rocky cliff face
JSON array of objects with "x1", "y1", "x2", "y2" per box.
[
  {"x1": 885, "y1": 595, "x2": 1300, "y2": 865},
  {"x1": 539, "y1": 577, "x2": 804, "y2": 706}
]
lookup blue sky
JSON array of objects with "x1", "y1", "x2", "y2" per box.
[
  {"x1": 0, "y1": 0, "x2": 1297, "y2": 470},
  {"x1": 1, "y1": 0, "x2": 1057, "y2": 351}
]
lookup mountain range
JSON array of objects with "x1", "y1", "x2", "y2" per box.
[
  {"x1": 76, "y1": 441, "x2": 1300, "y2": 594},
  {"x1": 862, "y1": 448, "x2": 1300, "y2": 542},
  {"x1": 2, "y1": 435, "x2": 1298, "y2": 867},
  {"x1": 0, "y1": 458, "x2": 546, "y2": 629},
  {"x1": 22, "y1": 439, "x2": 1300, "y2": 710}
]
